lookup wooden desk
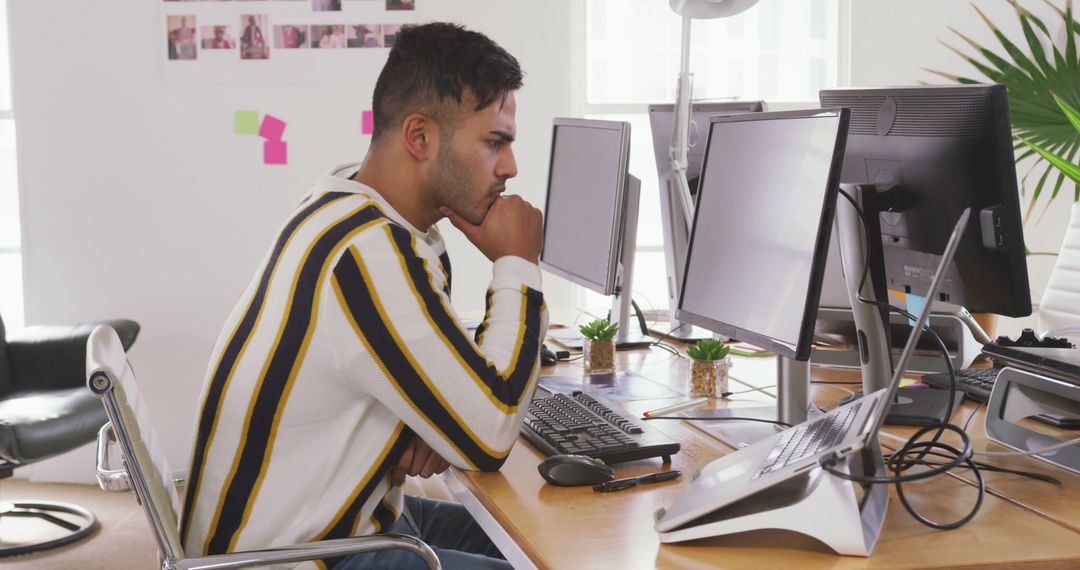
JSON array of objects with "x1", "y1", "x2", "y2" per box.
[{"x1": 447, "y1": 347, "x2": 1080, "y2": 569}]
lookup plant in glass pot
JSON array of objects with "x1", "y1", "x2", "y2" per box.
[
  {"x1": 686, "y1": 338, "x2": 732, "y2": 398},
  {"x1": 579, "y1": 319, "x2": 618, "y2": 375}
]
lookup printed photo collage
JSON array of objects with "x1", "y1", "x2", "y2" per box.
[{"x1": 165, "y1": 0, "x2": 415, "y2": 61}]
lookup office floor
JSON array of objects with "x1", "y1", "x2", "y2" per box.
[{"x1": 0, "y1": 479, "x2": 158, "y2": 569}]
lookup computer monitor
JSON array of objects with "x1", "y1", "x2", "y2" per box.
[
  {"x1": 540, "y1": 118, "x2": 652, "y2": 349},
  {"x1": 819, "y1": 84, "x2": 1032, "y2": 424},
  {"x1": 648, "y1": 101, "x2": 766, "y2": 341},
  {"x1": 674, "y1": 108, "x2": 850, "y2": 445}
]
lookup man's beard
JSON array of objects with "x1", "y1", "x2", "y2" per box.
[{"x1": 429, "y1": 142, "x2": 490, "y2": 226}]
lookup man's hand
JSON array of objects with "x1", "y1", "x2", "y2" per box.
[
  {"x1": 391, "y1": 437, "x2": 452, "y2": 486},
  {"x1": 440, "y1": 195, "x2": 543, "y2": 263}
]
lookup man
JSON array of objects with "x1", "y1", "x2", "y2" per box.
[{"x1": 181, "y1": 22, "x2": 547, "y2": 570}]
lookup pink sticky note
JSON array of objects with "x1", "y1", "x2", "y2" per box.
[
  {"x1": 259, "y1": 114, "x2": 286, "y2": 141},
  {"x1": 362, "y1": 110, "x2": 374, "y2": 135},
  {"x1": 264, "y1": 140, "x2": 287, "y2": 165}
]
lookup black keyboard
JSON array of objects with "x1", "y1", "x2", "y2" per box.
[
  {"x1": 922, "y1": 368, "x2": 1000, "y2": 402},
  {"x1": 521, "y1": 391, "x2": 681, "y2": 465},
  {"x1": 753, "y1": 402, "x2": 862, "y2": 480}
]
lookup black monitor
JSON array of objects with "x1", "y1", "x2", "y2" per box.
[
  {"x1": 540, "y1": 118, "x2": 651, "y2": 348},
  {"x1": 819, "y1": 85, "x2": 1031, "y2": 317},
  {"x1": 673, "y1": 109, "x2": 849, "y2": 445},
  {"x1": 677, "y1": 109, "x2": 850, "y2": 360},
  {"x1": 819, "y1": 84, "x2": 1033, "y2": 424}
]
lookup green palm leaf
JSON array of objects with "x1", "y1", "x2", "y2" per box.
[{"x1": 930, "y1": 1, "x2": 1080, "y2": 222}]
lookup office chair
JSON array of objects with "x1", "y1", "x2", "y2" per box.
[
  {"x1": 86, "y1": 324, "x2": 441, "y2": 570},
  {"x1": 0, "y1": 312, "x2": 139, "y2": 557}
]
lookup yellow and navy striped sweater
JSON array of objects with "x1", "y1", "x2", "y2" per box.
[{"x1": 180, "y1": 163, "x2": 548, "y2": 563}]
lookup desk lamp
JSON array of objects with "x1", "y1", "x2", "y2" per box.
[
  {"x1": 661, "y1": 0, "x2": 758, "y2": 338},
  {"x1": 666, "y1": 0, "x2": 758, "y2": 227}
]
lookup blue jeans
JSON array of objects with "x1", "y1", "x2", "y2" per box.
[{"x1": 334, "y1": 495, "x2": 511, "y2": 570}]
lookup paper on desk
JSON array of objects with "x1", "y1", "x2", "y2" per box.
[{"x1": 540, "y1": 373, "x2": 683, "y2": 402}]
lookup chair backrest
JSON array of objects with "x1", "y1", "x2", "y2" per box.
[
  {"x1": 0, "y1": 312, "x2": 12, "y2": 396},
  {"x1": 86, "y1": 325, "x2": 184, "y2": 561},
  {"x1": 1039, "y1": 202, "x2": 1080, "y2": 338}
]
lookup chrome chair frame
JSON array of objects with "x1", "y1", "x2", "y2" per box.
[{"x1": 87, "y1": 325, "x2": 440, "y2": 570}]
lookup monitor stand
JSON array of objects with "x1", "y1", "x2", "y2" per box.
[
  {"x1": 685, "y1": 357, "x2": 817, "y2": 449},
  {"x1": 648, "y1": 321, "x2": 714, "y2": 343},
  {"x1": 835, "y1": 183, "x2": 965, "y2": 425}
]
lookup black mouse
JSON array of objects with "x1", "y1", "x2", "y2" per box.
[
  {"x1": 540, "y1": 344, "x2": 558, "y2": 366},
  {"x1": 538, "y1": 454, "x2": 616, "y2": 486}
]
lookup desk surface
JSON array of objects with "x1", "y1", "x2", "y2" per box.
[{"x1": 448, "y1": 344, "x2": 1080, "y2": 569}]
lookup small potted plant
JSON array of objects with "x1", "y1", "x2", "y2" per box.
[
  {"x1": 579, "y1": 319, "x2": 618, "y2": 375},
  {"x1": 686, "y1": 338, "x2": 732, "y2": 398}
]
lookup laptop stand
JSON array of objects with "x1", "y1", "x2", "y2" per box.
[
  {"x1": 985, "y1": 367, "x2": 1080, "y2": 474},
  {"x1": 656, "y1": 441, "x2": 888, "y2": 556}
]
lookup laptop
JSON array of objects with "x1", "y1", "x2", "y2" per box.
[
  {"x1": 655, "y1": 209, "x2": 971, "y2": 534},
  {"x1": 981, "y1": 344, "x2": 1080, "y2": 385}
]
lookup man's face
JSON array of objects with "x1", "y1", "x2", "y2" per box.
[{"x1": 427, "y1": 92, "x2": 518, "y2": 226}]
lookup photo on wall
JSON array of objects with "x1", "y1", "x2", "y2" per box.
[
  {"x1": 240, "y1": 14, "x2": 270, "y2": 60},
  {"x1": 383, "y1": 24, "x2": 415, "y2": 48},
  {"x1": 274, "y1": 25, "x2": 309, "y2": 49},
  {"x1": 313, "y1": 0, "x2": 342, "y2": 12},
  {"x1": 167, "y1": 15, "x2": 197, "y2": 60},
  {"x1": 311, "y1": 25, "x2": 347, "y2": 49},
  {"x1": 201, "y1": 25, "x2": 235, "y2": 50},
  {"x1": 386, "y1": 0, "x2": 415, "y2": 11},
  {"x1": 347, "y1": 24, "x2": 382, "y2": 48}
]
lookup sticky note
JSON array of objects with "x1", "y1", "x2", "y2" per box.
[
  {"x1": 264, "y1": 140, "x2": 287, "y2": 165},
  {"x1": 906, "y1": 294, "x2": 926, "y2": 326},
  {"x1": 362, "y1": 110, "x2": 374, "y2": 135},
  {"x1": 235, "y1": 111, "x2": 260, "y2": 135},
  {"x1": 259, "y1": 114, "x2": 287, "y2": 141}
]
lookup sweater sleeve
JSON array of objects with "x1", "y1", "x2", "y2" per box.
[{"x1": 329, "y1": 223, "x2": 549, "y2": 471}]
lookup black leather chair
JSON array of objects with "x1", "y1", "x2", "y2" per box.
[{"x1": 0, "y1": 313, "x2": 139, "y2": 557}]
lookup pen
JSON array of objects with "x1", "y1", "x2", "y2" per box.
[
  {"x1": 593, "y1": 470, "x2": 682, "y2": 492},
  {"x1": 642, "y1": 397, "x2": 709, "y2": 418}
]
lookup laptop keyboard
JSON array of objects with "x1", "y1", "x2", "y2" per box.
[{"x1": 752, "y1": 402, "x2": 862, "y2": 480}]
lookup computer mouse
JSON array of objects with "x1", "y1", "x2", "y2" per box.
[
  {"x1": 540, "y1": 344, "x2": 558, "y2": 366},
  {"x1": 537, "y1": 454, "x2": 616, "y2": 486}
]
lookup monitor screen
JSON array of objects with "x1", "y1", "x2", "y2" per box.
[
  {"x1": 676, "y1": 109, "x2": 849, "y2": 359},
  {"x1": 540, "y1": 119, "x2": 631, "y2": 295}
]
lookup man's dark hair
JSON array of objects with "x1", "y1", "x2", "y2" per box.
[{"x1": 371, "y1": 22, "x2": 523, "y2": 141}]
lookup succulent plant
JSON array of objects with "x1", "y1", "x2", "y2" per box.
[
  {"x1": 687, "y1": 338, "x2": 730, "y2": 361},
  {"x1": 579, "y1": 319, "x2": 619, "y2": 341}
]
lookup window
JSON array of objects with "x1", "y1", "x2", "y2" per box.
[
  {"x1": 580, "y1": 0, "x2": 841, "y2": 315},
  {"x1": 0, "y1": 0, "x2": 24, "y2": 330}
]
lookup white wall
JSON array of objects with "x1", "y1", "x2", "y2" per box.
[
  {"x1": 9, "y1": 0, "x2": 576, "y2": 482},
  {"x1": 11, "y1": 0, "x2": 1075, "y2": 482}
]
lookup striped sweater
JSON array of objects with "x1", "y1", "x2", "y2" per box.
[{"x1": 180, "y1": 163, "x2": 548, "y2": 564}]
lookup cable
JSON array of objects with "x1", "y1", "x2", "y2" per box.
[
  {"x1": 722, "y1": 384, "x2": 777, "y2": 397},
  {"x1": 644, "y1": 416, "x2": 793, "y2": 428},
  {"x1": 974, "y1": 435, "x2": 1080, "y2": 457},
  {"x1": 629, "y1": 299, "x2": 650, "y2": 336},
  {"x1": 830, "y1": 187, "x2": 980, "y2": 530},
  {"x1": 962, "y1": 402, "x2": 983, "y2": 433}
]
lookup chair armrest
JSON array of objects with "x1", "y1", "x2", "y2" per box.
[
  {"x1": 172, "y1": 533, "x2": 441, "y2": 570},
  {"x1": 95, "y1": 423, "x2": 132, "y2": 492},
  {"x1": 7, "y1": 319, "x2": 139, "y2": 392}
]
